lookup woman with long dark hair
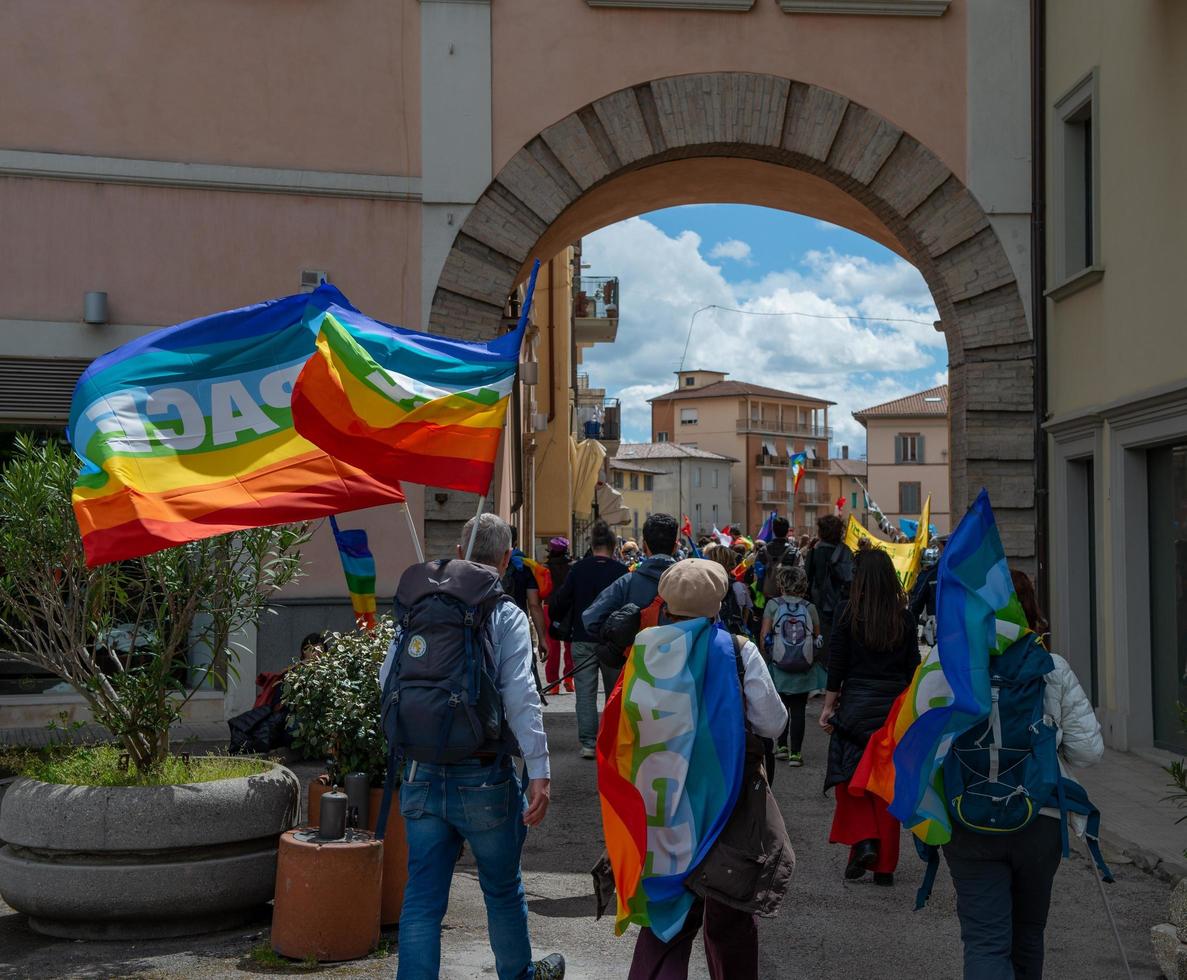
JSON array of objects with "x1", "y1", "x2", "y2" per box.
[{"x1": 819, "y1": 548, "x2": 919, "y2": 884}]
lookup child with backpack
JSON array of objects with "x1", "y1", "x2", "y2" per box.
[{"x1": 760, "y1": 564, "x2": 825, "y2": 767}]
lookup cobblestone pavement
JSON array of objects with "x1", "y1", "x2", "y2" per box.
[{"x1": 0, "y1": 699, "x2": 1171, "y2": 978}]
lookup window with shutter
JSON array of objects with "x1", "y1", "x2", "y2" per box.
[
  {"x1": 894, "y1": 435, "x2": 903, "y2": 464},
  {"x1": 899, "y1": 481, "x2": 922, "y2": 514},
  {"x1": 917, "y1": 434, "x2": 926, "y2": 464}
]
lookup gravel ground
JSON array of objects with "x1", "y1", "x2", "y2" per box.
[{"x1": 0, "y1": 699, "x2": 1171, "y2": 979}]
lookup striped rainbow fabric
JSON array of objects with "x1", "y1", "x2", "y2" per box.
[
  {"x1": 290, "y1": 265, "x2": 536, "y2": 495},
  {"x1": 789, "y1": 451, "x2": 807, "y2": 493},
  {"x1": 329, "y1": 516, "x2": 377, "y2": 629},
  {"x1": 853, "y1": 490, "x2": 1031, "y2": 846},
  {"x1": 596, "y1": 619, "x2": 745, "y2": 941},
  {"x1": 69, "y1": 287, "x2": 406, "y2": 566}
]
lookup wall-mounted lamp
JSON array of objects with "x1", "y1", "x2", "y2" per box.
[
  {"x1": 84, "y1": 291, "x2": 108, "y2": 325},
  {"x1": 520, "y1": 361, "x2": 539, "y2": 386},
  {"x1": 434, "y1": 492, "x2": 449, "y2": 506}
]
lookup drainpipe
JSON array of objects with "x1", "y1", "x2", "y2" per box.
[
  {"x1": 547, "y1": 259, "x2": 557, "y2": 423},
  {"x1": 1031, "y1": 0, "x2": 1050, "y2": 608}
]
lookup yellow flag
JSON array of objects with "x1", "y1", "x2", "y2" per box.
[{"x1": 843, "y1": 494, "x2": 932, "y2": 592}]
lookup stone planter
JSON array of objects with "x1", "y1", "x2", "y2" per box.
[
  {"x1": 1153, "y1": 878, "x2": 1187, "y2": 978},
  {"x1": 0, "y1": 760, "x2": 299, "y2": 940},
  {"x1": 0, "y1": 776, "x2": 15, "y2": 847},
  {"x1": 309, "y1": 780, "x2": 408, "y2": 926}
]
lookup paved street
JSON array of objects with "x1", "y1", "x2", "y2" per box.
[{"x1": 0, "y1": 698, "x2": 1170, "y2": 979}]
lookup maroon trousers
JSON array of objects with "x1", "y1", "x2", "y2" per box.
[{"x1": 627, "y1": 897, "x2": 758, "y2": 980}]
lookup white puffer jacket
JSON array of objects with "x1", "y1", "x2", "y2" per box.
[
  {"x1": 1041, "y1": 652, "x2": 1104, "y2": 830},
  {"x1": 1044, "y1": 652, "x2": 1105, "y2": 770}
]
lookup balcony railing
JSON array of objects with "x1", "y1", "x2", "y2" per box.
[
  {"x1": 754, "y1": 454, "x2": 828, "y2": 469},
  {"x1": 755, "y1": 488, "x2": 833, "y2": 505},
  {"x1": 737, "y1": 417, "x2": 832, "y2": 440},
  {"x1": 575, "y1": 277, "x2": 619, "y2": 320},
  {"x1": 578, "y1": 398, "x2": 620, "y2": 442}
]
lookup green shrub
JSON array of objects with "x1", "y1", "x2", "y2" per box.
[{"x1": 283, "y1": 617, "x2": 394, "y2": 782}]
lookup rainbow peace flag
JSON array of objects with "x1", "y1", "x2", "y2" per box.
[
  {"x1": 69, "y1": 287, "x2": 406, "y2": 566},
  {"x1": 853, "y1": 490, "x2": 1030, "y2": 845},
  {"x1": 789, "y1": 452, "x2": 807, "y2": 493},
  {"x1": 291, "y1": 265, "x2": 537, "y2": 496},
  {"x1": 329, "y1": 516, "x2": 377, "y2": 629},
  {"x1": 596, "y1": 619, "x2": 745, "y2": 941}
]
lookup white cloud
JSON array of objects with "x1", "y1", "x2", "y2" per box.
[
  {"x1": 708, "y1": 238, "x2": 752, "y2": 262},
  {"x1": 580, "y1": 217, "x2": 944, "y2": 452}
]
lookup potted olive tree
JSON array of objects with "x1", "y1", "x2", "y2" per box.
[
  {"x1": 0, "y1": 437, "x2": 309, "y2": 939},
  {"x1": 283, "y1": 617, "x2": 409, "y2": 925}
]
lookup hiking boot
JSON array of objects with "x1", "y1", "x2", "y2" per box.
[
  {"x1": 787, "y1": 752, "x2": 803, "y2": 767},
  {"x1": 533, "y1": 953, "x2": 566, "y2": 979},
  {"x1": 844, "y1": 839, "x2": 879, "y2": 880},
  {"x1": 773, "y1": 746, "x2": 790, "y2": 760},
  {"x1": 580, "y1": 746, "x2": 596, "y2": 760},
  {"x1": 874, "y1": 873, "x2": 895, "y2": 887}
]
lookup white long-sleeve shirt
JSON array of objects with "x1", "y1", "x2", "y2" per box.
[
  {"x1": 737, "y1": 638, "x2": 789, "y2": 739},
  {"x1": 380, "y1": 600, "x2": 550, "y2": 780}
]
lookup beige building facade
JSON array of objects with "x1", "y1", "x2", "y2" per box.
[
  {"x1": 614, "y1": 444, "x2": 735, "y2": 538},
  {"x1": 853, "y1": 386, "x2": 950, "y2": 536},
  {"x1": 651, "y1": 372, "x2": 832, "y2": 535},
  {"x1": 1043, "y1": 2, "x2": 1187, "y2": 753}
]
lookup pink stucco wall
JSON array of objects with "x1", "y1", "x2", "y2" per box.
[
  {"x1": 492, "y1": 0, "x2": 968, "y2": 179},
  {"x1": 0, "y1": 178, "x2": 421, "y2": 329},
  {"x1": 1, "y1": 0, "x2": 420, "y2": 175}
]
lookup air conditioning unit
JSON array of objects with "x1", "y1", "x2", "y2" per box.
[{"x1": 300, "y1": 269, "x2": 329, "y2": 292}]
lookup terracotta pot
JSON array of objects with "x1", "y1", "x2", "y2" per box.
[
  {"x1": 272, "y1": 829, "x2": 381, "y2": 962},
  {"x1": 309, "y1": 780, "x2": 407, "y2": 925}
]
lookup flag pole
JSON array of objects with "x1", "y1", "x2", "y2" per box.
[
  {"x1": 399, "y1": 499, "x2": 425, "y2": 563},
  {"x1": 464, "y1": 494, "x2": 487, "y2": 560}
]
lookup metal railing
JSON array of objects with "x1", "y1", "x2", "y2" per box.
[
  {"x1": 737, "y1": 417, "x2": 832, "y2": 440},
  {"x1": 755, "y1": 453, "x2": 828, "y2": 469},
  {"x1": 575, "y1": 277, "x2": 620, "y2": 320},
  {"x1": 755, "y1": 488, "x2": 833, "y2": 505}
]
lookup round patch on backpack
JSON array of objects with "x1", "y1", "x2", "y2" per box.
[{"x1": 408, "y1": 635, "x2": 428, "y2": 659}]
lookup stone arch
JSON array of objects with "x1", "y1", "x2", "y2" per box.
[{"x1": 430, "y1": 72, "x2": 1035, "y2": 558}]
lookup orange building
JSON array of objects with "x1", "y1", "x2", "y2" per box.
[{"x1": 650, "y1": 371, "x2": 832, "y2": 536}]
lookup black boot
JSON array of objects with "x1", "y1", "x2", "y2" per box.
[
  {"x1": 844, "y1": 839, "x2": 879, "y2": 880},
  {"x1": 874, "y1": 873, "x2": 894, "y2": 887}
]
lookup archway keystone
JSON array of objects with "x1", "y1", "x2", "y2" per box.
[{"x1": 429, "y1": 72, "x2": 1035, "y2": 558}]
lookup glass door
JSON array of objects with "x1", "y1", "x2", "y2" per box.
[{"x1": 1148, "y1": 444, "x2": 1187, "y2": 752}]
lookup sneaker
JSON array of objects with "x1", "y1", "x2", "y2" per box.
[
  {"x1": 564, "y1": 680, "x2": 575, "y2": 693},
  {"x1": 580, "y1": 746, "x2": 596, "y2": 760},
  {"x1": 773, "y1": 746, "x2": 790, "y2": 760},
  {"x1": 534, "y1": 953, "x2": 566, "y2": 979},
  {"x1": 787, "y1": 752, "x2": 803, "y2": 768}
]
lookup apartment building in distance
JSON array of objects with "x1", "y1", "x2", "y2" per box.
[
  {"x1": 853, "y1": 385, "x2": 950, "y2": 536},
  {"x1": 650, "y1": 371, "x2": 832, "y2": 536},
  {"x1": 614, "y1": 443, "x2": 734, "y2": 537}
]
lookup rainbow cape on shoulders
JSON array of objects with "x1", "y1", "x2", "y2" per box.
[{"x1": 596, "y1": 619, "x2": 746, "y2": 941}]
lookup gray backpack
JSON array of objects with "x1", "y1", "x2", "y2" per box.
[{"x1": 381, "y1": 559, "x2": 519, "y2": 766}]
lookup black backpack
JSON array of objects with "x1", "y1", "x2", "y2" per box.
[
  {"x1": 761, "y1": 542, "x2": 798, "y2": 601},
  {"x1": 816, "y1": 543, "x2": 853, "y2": 617},
  {"x1": 381, "y1": 558, "x2": 518, "y2": 765}
]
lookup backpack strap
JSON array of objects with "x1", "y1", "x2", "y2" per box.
[{"x1": 914, "y1": 838, "x2": 941, "y2": 910}]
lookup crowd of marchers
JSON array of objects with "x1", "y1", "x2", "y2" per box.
[{"x1": 379, "y1": 510, "x2": 1104, "y2": 980}]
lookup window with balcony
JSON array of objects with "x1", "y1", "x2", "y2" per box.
[
  {"x1": 762, "y1": 474, "x2": 775, "y2": 492},
  {"x1": 899, "y1": 481, "x2": 922, "y2": 515},
  {"x1": 680, "y1": 408, "x2": 699, "y2": 426},
  {"x1": 895, "y1": 433, "x2": 924, "y2": 464}
]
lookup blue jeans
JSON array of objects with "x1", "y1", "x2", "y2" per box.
[
  {"x1": 572, "y1": 641, "x2": 619, "y2": 749},
  {"x1": 396, "y1": 759, "x2": 534, "y2": 980}
]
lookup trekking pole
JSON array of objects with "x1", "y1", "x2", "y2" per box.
[
  {"x1": 544, "y1": 652, "x2": 601, "y2": 693},
  {"x1": 1091, "y1": 855, "x2": 1133, "y2": 980}
]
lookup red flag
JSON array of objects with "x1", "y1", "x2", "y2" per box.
[{"x1": 681, "y1": 514, "x2": 693, "y2": 540}]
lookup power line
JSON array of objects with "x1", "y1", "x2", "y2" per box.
[{"x1": 678, "y1": 302, "x2": 937, "y2": 371}]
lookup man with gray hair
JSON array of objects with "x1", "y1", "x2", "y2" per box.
[{"x1": 381, "y1": 513, "x2": 563, "y2": 979}]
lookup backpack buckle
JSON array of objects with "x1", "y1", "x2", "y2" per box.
[
  {"x1": 448, "y1": 692, "x2": 462, "y2": 707},
  {"x1": 464, "y1": 609, "x2": 476, "y2": 627}
]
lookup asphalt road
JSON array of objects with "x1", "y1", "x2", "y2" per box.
[{"x1": 0, "y1": 698, "x2": 1170, "y2": 979}]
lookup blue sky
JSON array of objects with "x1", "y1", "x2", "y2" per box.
[{"x1": 579, "y1": 204, "x2": 946, "y2": 456}]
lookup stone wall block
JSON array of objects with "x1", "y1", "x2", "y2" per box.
[
  {"x1": 825, "y1": 103, "x2": 902, "y2": 185},
  {"x1": 908, "y1": 177, "x2": 990, "y2": 258},
  {"x1": 935, "y1": 227, "x2": 1017, "y2": 304},
  {"x1": 966, "y1": 460, "x2": 1035, "y2": 509},
  {"x1": 868, "y1": 136, "x2": 950, "y2": 216},
  {"x1": 434, "y1": 239, "x2": 519, "y2": 309},
  {"x1": 461, "y1": 185, "x2": 548, "y2": 264},
  {"x1": 963, "y1": 357, "x2": 1034, "y2": 413},
  {"x1": 495, "y1": 146, "x2": 578, "y2": 226},
  {"x1": 429, "y1": 290, "x2": 503, "y2": 340},
  {"x1": 952, "y1": 286, "x2": 1032, "y2": 350},
  {"x1": 541, "y1": 114, "x2": 611, "y2": 191},
  {"x1": 782, "y1": 83, "x2": 848, "y2": 161},
  {"x1": 592, "y1": 88, "x2": 657, "y2": 166},
  {"x1": 964, "y1": 411, "x2": 1037, "y2": 461}
]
